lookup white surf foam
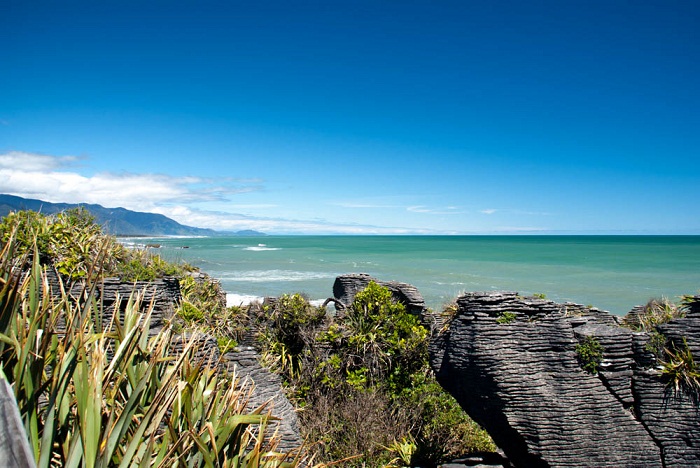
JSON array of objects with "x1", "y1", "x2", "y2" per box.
[
  {"x1": 225, "y1": 293, "x2": 328, "y2": 308},
  {"x1": 219, "y1": 270, "x2": 335, "y2": 283},
  {"x1": 226, "y1": 293, "x2": 264, "y2": 307}
]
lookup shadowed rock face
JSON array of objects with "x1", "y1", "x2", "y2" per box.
[{"x1": 430, "y1": 291, "x2": 700, "y2": 468}]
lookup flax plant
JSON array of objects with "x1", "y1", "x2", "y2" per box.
[{"x1": 0, "y1": 229, "x2": 301, "y2": 467}]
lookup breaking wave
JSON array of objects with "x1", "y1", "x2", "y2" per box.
[
  {"x1": 220, "y1": 270, "x2": 335, "y2": 283},
  {"x1": 243, "y1": 243, "x2": 281, "y2": 251}
]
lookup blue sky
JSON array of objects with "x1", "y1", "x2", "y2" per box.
[{"x1": 1, "y1": 0, "x2": 698, "y2": 234}]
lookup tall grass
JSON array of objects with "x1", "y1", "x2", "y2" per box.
[{"x1": 0, "y1": 227, "x2": 303, "y2": 467}]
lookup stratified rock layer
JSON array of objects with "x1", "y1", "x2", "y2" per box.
[
  {"x1": 333, "y1": 273, "x2": 426, "y2": 315},
  {"x1": 430, "y1": 291, "x2": 700, "y2": 468}
]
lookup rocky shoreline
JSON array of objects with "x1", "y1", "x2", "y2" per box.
[
  {"x1": 4, "y1": 268, "x2": 698, "y2": 467},
  {"x1": 95, "y1": 274, "x2": 700, "y2": 467},
  {"x1": 329, "y1": 275, "x2": 700, "y2": 467}
]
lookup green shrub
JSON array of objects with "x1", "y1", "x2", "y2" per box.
[
  {"x1": 114, "y1": 248, "x2": 191, "y2": 282},
  {"x1": 217, "y1": 336, "x2": 238, "y2": 354},
  {"x1": 645, "y1": 330, "x2": 667, "y2": 358},
  {"x1": 398, "y1": 372, "x2": 497, "y2": 463},
  {"x1": 576, "y1": 336, "x2": 604, "y2": 374},
  {"x1": 258, "y1": 282, "x2": 495, "y2": 466},
  {"x1": 176, "y1": 275, "x2": 249, "y2": 354},
  {"x1": 177, "y1": 300, "x2": 205, "y2": 322},
  {"x1": 0, "y1": 208, "x2": 122, "y2": 279},
  {"x1": 258, "y1": 293, "x2": 327, "y2": 384},
  {"x1": 0, "y1": 208, "x2": 191, "y2": 282},
  {"x1": 496, "y1": 311, "x2": 516, "y2": 324}
]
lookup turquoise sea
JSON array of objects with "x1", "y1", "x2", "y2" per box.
[{"x1": 127, "y1": 236, "x2": 700, "y2": 316}]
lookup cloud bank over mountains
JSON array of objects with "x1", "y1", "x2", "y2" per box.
[{"x1": 0, "y1": 151, "x2": 435, "y2": 234}]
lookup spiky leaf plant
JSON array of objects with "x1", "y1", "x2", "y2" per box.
[
  {"x1": 0, "y1": 226, "x2": 303, "y2": 467},
  {"x1": 661, "y1": 337, "x2": 700, "y2": 404}
]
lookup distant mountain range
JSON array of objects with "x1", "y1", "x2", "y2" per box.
[{"x1": 0, "y1": 194, "x2": 265, "y2": 237}]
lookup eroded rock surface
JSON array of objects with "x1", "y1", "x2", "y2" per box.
[
  {"x1": 333, "y1": 273, "x2": 426, "y2": 315},
  {"x1": 430, "y1": 291, "x2": 700, "y2": 468}
]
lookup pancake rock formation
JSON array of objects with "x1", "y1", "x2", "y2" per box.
[
  {"x1": 430, "y1": 291, "x2": 700, "y2": 467},
  {"x1": 332, "y1": 273, "x2": 427, "y2": 316}
]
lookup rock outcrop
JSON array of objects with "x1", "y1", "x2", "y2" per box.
[
  {"x1": 332, "y1": 273, "x2": 426, "y2": 315},
  {"x1": 223, "y1": 346, "x2": 302, "y2": 454},
  {"x1": 430, "y1": 291, "x2": 700, "y2": 467}
]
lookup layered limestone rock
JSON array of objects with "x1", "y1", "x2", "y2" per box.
[
  {"x1": 430, "y1": 291, "x2": 700, "y2": 468},
  {"x1": 223, "y1": 346, "x2": 302, "y2": 454},
  {"x1": 332, "y1": 273, "x2": 426, "y2": 315}
]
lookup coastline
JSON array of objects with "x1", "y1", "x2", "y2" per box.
[{"x1": 123, "y1": 234, "x2": 700, "y2": 316}]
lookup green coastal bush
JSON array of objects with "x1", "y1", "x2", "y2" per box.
[
  {"x1": 176, "y1": 274, "x2": 248, "y2": 353},
  {"x1": 0, "y1": 208, "x2": 192, "y2": 282},
  {"x1": 257, "y1": 282, "x2": 495, "y2": 466},
  {"x1": 622, "y1": 297, "x2": 687, "y2": 332},
  {"x1": 0, "y1": 208, "x2": 122, "y2": 279},
  {"x1": 575, "y1": 336, "x2": 604, "y2": 374}
]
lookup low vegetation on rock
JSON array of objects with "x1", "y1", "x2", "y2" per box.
[
  {"x1": 621, "y1": 296, "x2": 700, "y2": 402},
  {"x1": 661, "y1": 338, "x2": 700, "y2": 404},
  {"x1": 575, "y1": 335, "x2": 604, "y2": 374},
  {"x1": 254, "y1": 284, "x2": 495, "y2": 466},
  {"x1": 495, "y1": 311, "x2": 517, "y2": 324},
  {"x1": 622, "y1": 296, "x2": 688, "y2": 332}
]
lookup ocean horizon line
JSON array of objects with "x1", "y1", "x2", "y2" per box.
[{"x1": 126, "y1": 232, "x2": 700, "y2": 239}]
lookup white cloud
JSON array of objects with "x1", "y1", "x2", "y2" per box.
[
  {"x1": 480, "y1": 209, "x2": 497, "y2": 215},
  {"x1": 152, "y1": 204, "x2": 428, "y2": 234},
  {"x1": 330, "y1": 201, "x2": 400, "y2": 209},
  {"x1": 0, "y1": 151, "x2": 79, "y2": 171},
  {"x1": 0, "y1": 151, "x2": 433, "y2": 234},
  {"x1": 0, "y1": 151, "x2": 262, "y2": 213},
  {"x1": 407, "y1": 205, "x2": 464, "y2": 215},
  {"x1": 0, "y1": 151, "x2": 503, "y2": 235}
]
